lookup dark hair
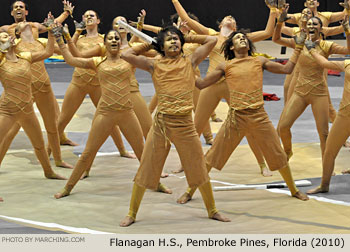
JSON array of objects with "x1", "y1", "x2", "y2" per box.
[
  {"x1": 170, "y1": 12, "x2": 199, "y2": 24},
  {"x1": 104, "y1": 30, "x2": 121, "y2": 43},
  {"x1": 155, "y1": 26, "x2": 185, "y2": 56},
  {"x1": 84, "y1": 10, "x2": 100, "y2": 20},
  {"x1": 10, "y1": 1, "x2": 28, "y2": 12},
  {"x1": 221, "y1": 29, "x2": 255, "y2": 60}
]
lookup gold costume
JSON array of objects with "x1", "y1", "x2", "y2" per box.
[
  {"x1": 0, "y1": 52, "x2": 57, "y2": 178},
  {"x1": 57, "y1": 34, "x2": 128, "y2": 155},
  {"x1": 279, "y1": 41, "x2": 347, "y2": 158},
  {"x1": 60, "y1": 57, "x2": 144, "y2": 195},
  {"x1": 0, "y1": 38, "x2": 64, "y2": 167}
]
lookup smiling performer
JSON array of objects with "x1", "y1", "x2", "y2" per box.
[
  {"x1": 274, "y1": 9, "x2": 350, "y2": 161},
  {"x1": 171, "y1": 0, "x2": 279, "y2": 177},
  {"x1": 0, "y1": 0, "x2": 74, "y2": 38},
  {"x1": 0, "y1": 16, "x2": 73, "y2": 169},
  {"x1": 178, "y1": 30, "x2": 309, "y2": 204},
  {"x1": 54, "y1": 29, "x2": 147, "y2": 199},
  {"x1": 0, "y1": 21, "x2": 65, "y2": 180},
  {"x1": 56, "y1": 10, "x2": 134, "y2": 159},
  {"x1": 119, "y1": 26, "x2": 230, "y2": 227},
  {"x1": 305, "y1": 20, "x2": 350, "y2": 193}
]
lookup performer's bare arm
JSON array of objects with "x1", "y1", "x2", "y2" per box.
[{"x1": 196, "y1": 63, "x2": 225, "y2": 89}]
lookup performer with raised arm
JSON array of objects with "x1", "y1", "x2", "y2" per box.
[
  {"x1": 0, "y1": 15, "x2": 73, "y2": 169},
  {"x1": 177, "y1": 29, "x2": 309, "y2": 204},
  {"x1": 119, "y1": 26, "x2": 230, "y2": 227},
  {"x1": 273, "y1": 7, "x2": 350, "y2": 162},
  {"x1": 54, "y1": 28, "x2": 148, "y2": 199},
  {"x1": 306, "y1": 17, "x2": 350, "y2": 194},
  {"x1": 0, "y1": 0, "x2": 74, "y2": 37},
  {"x1": 171, "y1": 0, "x2": 279, "y2": 177},
  {"x1": 0, "y1": 20, "x2": 65, "y2": 180},
  {"x1": 56, "y1": 10, "x2": 135, "y2": 159}
]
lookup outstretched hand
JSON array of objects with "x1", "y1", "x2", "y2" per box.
[
  {"x1": 341, "y1": 15, "x2": 350, "y2": 34},
  {"x1": 42, "y1": 12, "x2": 55, "y2": 29},
  {"x1": 74, "y1": 19, "x2": 86, "y2": 32},
  {"x1": 340, "y1": 0, "x2": 350, "y2": 11},
  {"x1": 63, "y1": 0, "x2": 74, "y2": 17},
  {"x1": 265, "y1": 0, "x2": 277, "y2": 9},
  {"x1": 305, "y1": 39, "x2": 317, "y2": 51},
  {"x1": 293, "y1": 29, "x2": 306, "y2": 49},
  {"x1": 278, "y1": 3, "x2": 290, "y2": 23},
  {"x1": 0, "y1": 36, "x2": 15, "y2": 53}
]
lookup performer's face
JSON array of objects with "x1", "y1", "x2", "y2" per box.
[
  {"x1": 105, "y1": 31, "x2": 121, "y2": 54},
  {"x1": 112, "y1": 16, "x2": 128, "y2": 34},
  {"x1": 231, "y1": 33, "x2": 249, "y2": 52},
  {"x1": 11, "y1": 1, "x2": 27, "y2": 22},
  {"x1": 304, "y1": 0, "x2": 319, "y2": 9},
  {"x1": 0, "y1": 32, "x2": 13, "y2": 48},
  {"x1": 219, "y1": 15, "x2": 236, "y2": 31},
  {"x1": 162, "y1": 32, "x2": 182, "y2": 56},
  {"x1": 83, "y1": 10, "x2": 100, "y2": 27},
  {"x1": 306, "y1": 17, "x2": 322, "y2": 40}
]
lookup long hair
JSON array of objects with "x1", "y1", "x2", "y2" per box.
[
  {"x1": 155, "y1": 26, "x2": 185, "y2": 56},
  {"x1": 221, "y1": 29, "x2": 255, "y2": 60}
]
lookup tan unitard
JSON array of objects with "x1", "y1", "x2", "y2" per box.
[{"x1": 0, "y1": 52, "x2": 57, "y2": 178}]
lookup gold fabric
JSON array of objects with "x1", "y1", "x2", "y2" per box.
[
  {"x1": 71, "y1": 34, "x2": 104, "y2": 87},
  {"x1": 152, "y1": 55, "x2": 195, "y2": 115}
]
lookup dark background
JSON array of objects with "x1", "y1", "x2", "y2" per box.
[{"x1": 0, "y1": 0, "x2": 346, "y2": 37}]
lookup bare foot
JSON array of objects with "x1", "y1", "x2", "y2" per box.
[
  {"x1": 211, "y1": 212, "x2": 231, "y2": 222},
  {"x1": 157, "y1": 183, "x2": 172, "y2": 194},
  {"x1": 120, "y1": 151, "x2": 136, "y2": 159},
  {"x1": 0, "y1": 197, "x2": 3, "y2": 202},
  {"x1": 160, "y1": 172, "x2": 168, "y2": 178},
  {"x1": 286, "y1": 151, "x2": 293, "y2": 161},
  {"x1": 212, "y1": 117, "x2": 223, "y2": 122},
  {"x1": 60, "y1": 138, "x2": 79, "y2": 146},
  {"x1": 261, "y1": 167, "x2": 273, "y2": 177},
  {"x1": 45, "y1": 173, "x2": 67, "y2": 180},
  {"x1": 293, "y1": 191, "x2": 309, "y2": 201},
  {"x1": 120, "y1": 216, "x2": 135, "y2": 227},
  {"x1": 343, "y1": 141, "x2": 350, "y2": 148},
  {"x1": 177, "y1": 192, "x2": 191, "y2": 204},
  {"x1": 172, "y1": 165, "x2": 184, "y2": 173},
  {"x1": 80, "y1": 171, "x2": 89, "y2": 180},
  {"x1": 205, "y1": 138, "x2": 213, "y2": 145},
  {"x1": 306, "y1": 186, "x2": 329, "y2": 195},
  {"x1": 342, "y1": 169, "x2": 350, "y2": 174},
  {"x1": 54, "y1": 188, "x2": 70, "y2": 199},
  {"x1": 56, "y1": 160, "x2": 74, "y2": 169}
]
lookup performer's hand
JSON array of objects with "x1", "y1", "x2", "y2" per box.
[
  {"x1": 42, "y1": 12, "x2": 55, "y2": 29},
  {"x1": 277, "y1": 0, "x2": 286, "y2": 11},
  {"x1": 265, "y1": 0, "x2": 277, "y2": 10},
  {"x1": 50, "y1": 22, "x2": 64, "y2": 39},
  {"x1": 340, "y1": 0, "x2": 350, "y2": 14},
  {"x1": 278, "y1": 4, "x2": 290, "y2": 23},
  {"x1": 63, "y1": 0, "x2": 74, "y2": 17},
  {"x1": 305, "y1": 39, "x2": 316, "y2": 51},
  {"x1": 0, "y1": 36, "x2": 15, "y2": 53},
  {"x1": 341, "y1": 15, "x2": 350, "y2": 34},
  {"x1": 293, "y1": 29, "x2": 306, "y2": 49},
  {"x1": 74, "y1": 19, "x2": 86, "y2": 32}
]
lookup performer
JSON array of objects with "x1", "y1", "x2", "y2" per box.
[
  {"x1": 0, "y1": 22, "x2": 65, "y2": 180},
  {"x1": 0, "y1": 18, "x2": 73, "y2": 169},
  {"x1": 54, "y1": 29, "x2": 147, "y2": 199},
  {"x1": 178, "y1": 30, "x2": 309, "y2": 204},
  {"x1": 306, "y1": 17, "x2": 350, "y2": 194},
  {"x1": 273, "y1": 10, "x2": 350, "y2": 161},
  {"x1": 0, "y1": 0, "x2": 73, "y2": 38},
  {"x1": 56, "y1": 10, "x2": 135, "y2": 159},
  {"x1": 140, "y1": 12, "x2": 215, "y2": 146},
  {"x1": 171, "y1": 0, "x2": 279, "y2": 176},
  {"x1": 119, "y1": 26, "x2": 230, "y2": 227}
]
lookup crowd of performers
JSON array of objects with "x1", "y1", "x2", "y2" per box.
[{"x1": 1, "y1": 0, "x2": 350, "y2": 225}]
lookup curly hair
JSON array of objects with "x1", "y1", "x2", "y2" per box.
[{"x1": 221, "y1": 29, "x2": 255, "y2": 60}]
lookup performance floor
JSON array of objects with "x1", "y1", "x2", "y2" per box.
[{"x1": 0, "y1": 41, "x2": 350, "y2": 234}]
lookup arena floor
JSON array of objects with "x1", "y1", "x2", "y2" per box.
[{"x1": 0, "y1": 41, "x2": 350, "y2": 234}]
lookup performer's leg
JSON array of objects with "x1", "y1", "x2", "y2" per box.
[
  {"x1": 0, "y1": 122, "x2": 20, "y2": 165},
  {"x1": 129, "y1": 91, "x2": 152, "y2": 139},
  {"x1": 283, "y1": 73, "x2": 294, "y2": 105},
  {"x1": 88, "y1": 86, "x2": 135, "y2": 159},
  {"x1": 278, "y1": 93, "x2": 308, "y2": 159},
  {"x1": 55, "y1": 110, "x2": 116, "y2": 198},
  {"x1": 278, "y1": 164, "x2": 308, "y2": 200},
  {"x1": 307, "y1": 114, "x2": 349, "y2": 194},
  {"x1": 19, "y1": 112, "x2": 65, "y2": 179},
  {"x1": 148, "y1": 94, "x2": 158, "y2": 114},
  {"x1": 34, "y1": 90, "x2": 73, "y2": 168},
  {"x1": 310, "y1": 95, "x2": 329, "y2": 157},
  {"x1": 58, "y1": 84, "x2": 86, "y2": 145},
  {"x1": 246, "y1": 134, "x2": 271, "y2": 177},
  {"x1": 120, "y1": 183, "x2": 146, "y2": 227}
]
